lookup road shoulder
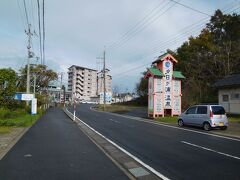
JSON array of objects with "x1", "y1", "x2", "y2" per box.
[
  {"x1": 0, "y1": 127, "x2": 30, "y2": 160},
  {"x1": 63, "y1": 107, "x2": 164, "y2": 180}
]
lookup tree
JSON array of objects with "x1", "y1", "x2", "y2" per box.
[
  {"x1": 175, "y1": 10, "x2": 240, "y2": 106},
  {"x1": 18, "y1": 64, "x2": 58, "y2": 93},
  {"x1": 135, "y1": 10, "x2": 240, "y2": 107},
  {"x1": 135, "y1": 71, "x2": 148, "y2": 105},
  {"x1": 0, "y1": 68, "x2": 17, "y2": 108}
]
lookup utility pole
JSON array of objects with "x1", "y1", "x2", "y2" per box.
[
  {"x1": 96, "y1": 48, "x2": 106, "y2": 110},
  {"x1": 60, "y1": 72, "x2": 63, "y2": 103},
  {"x1": 33, "y1": 74, "x2": 36, "y2": 94},
  {"x1": 25, "y1": 24, "x2": 34, "y2": 104},
  {"x1": 103, "y1": 49, "x2": 106, "y2": 110}
]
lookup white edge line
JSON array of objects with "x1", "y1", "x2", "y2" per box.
[
  {"x1": 181, "y1": 141, "x2": 240, "y2": 160},
  {"x1": 90, "y1": 107, "x2": 240, "y2": 142},
  {"x1": 65, "y1": 108, "x2": 170, "y2": 180}
]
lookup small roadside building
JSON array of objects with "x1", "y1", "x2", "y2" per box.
[
  {"x1": 214, "y1": 73, "x2": 240, "y2": 115},
  {"x1": 144, "y1": 53, "x2": 185, "y2": 118}
]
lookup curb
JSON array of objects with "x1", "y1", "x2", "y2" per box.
[
  {"x1": 63, "y1": 108, "x2": 165, "y2": 180},
  {"x1": 0, "y1": 127, "x2": 30, "y2": 160}
]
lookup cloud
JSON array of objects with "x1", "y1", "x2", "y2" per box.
[{"x1": 0, "y1": 0, "x2": 237, "y2": 92}]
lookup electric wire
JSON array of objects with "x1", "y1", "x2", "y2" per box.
[
  {"x1": 167, "y1": 0, "x2": 211, "y2": 17},
  {"x1": 23, "y1": 0, "x2": 30, "y2": 26},
  {"x1": 16, "y1": 0, "x2": 27, "y2": 30},
  {"x1": 107, "y1": 0, "x2": 212, "y2": 51},
  {"x1": 37, "y1": 0, "x2": 43, "y2": 64},
  {"x1": 42, "y1": 0, "x2": 45, "y2": 65},
  {"x1": 109, "y1": 1, "x2": 178, "y2": 50},
  {"x1": 107, "y1": 0, "x2": 168, "y2": 48},
  {"x1": 123, "y1": 3, "x2": 239, "y2": 62},
  {"x1": 112, "y1": 4, "x2": 240, "y2": 79},
  {"x1": 30, "y1": 0, "x2": 36, "y2": 32}
]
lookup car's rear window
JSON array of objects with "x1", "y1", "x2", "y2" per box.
[{"x1": 211, "y1": 106, "x2": 225, "y2": 115}]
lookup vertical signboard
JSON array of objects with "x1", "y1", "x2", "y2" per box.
[
  {"x1": 31, "y1": 98, "x2": 37, "y2": 115},
  {"x1": 163, "y1": 60, "x2": 173, "y2": 109},
  {"x1": 172, "y1": 80, "x2": 181, "y2": 115},
  {"x1": 155, "y1": 94, "x2": 163, "y2": 113},
  {"x1": 148, "y1": 77, "x2": 154, "y2": 113},
  {"x1": 156, "y1": 78, "x2": 163, "y2": 93},
  {"x1": 155, "y1": 78, "x2": 163, "y2": 114}
]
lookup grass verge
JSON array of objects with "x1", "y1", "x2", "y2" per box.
[
  {"x1": 0, "y1": 113, "x2": 40, "y2": 127},
  {"x1": 155, "y1": 116, "x2": 177, "y2": 124},
  {"x1": 97, "y1": 105, "x2": 130, "y2": 114},
  {"x1": 0, "y1": 126, "x2": 12, "y2": 134}
]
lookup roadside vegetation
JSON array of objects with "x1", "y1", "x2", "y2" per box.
[
  {"x1": 155, "y1": 116, "x2": 177, "y2": 124},
  {"x1": 0, "y1": 65, "x2": 58, "y2": 134},
  {"x1": 135, "y1": 10, "x2": 240, "y2": 109},
  {"x1": 0, "y1": 108, "x2": 42, "y2": 127},
  {"x1": 97, "y1": 104, "x2": 129, "y2": 114}
]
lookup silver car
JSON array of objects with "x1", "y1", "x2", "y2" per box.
[{"x1": 178, "y1": 105, "x2": 228, "y2": 131}]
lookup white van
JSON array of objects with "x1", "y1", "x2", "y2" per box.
[{"x1": 178, "y1": 105, "x2": 228, "y2": 131}]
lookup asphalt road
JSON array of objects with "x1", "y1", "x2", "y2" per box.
[
  {"x1": 69, "y1": 104, "x2": 240, "y2": 180},
  {"x1": 0, "y1": 108, "x2": 128, "y2": 180}
]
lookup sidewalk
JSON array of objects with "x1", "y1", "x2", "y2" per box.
[
  {"x1": 0, "y1": 107, "x2": 128, "y2": 180},
  {"x1": 0, "y1": 127, "x2": 28, "y2": 160}
]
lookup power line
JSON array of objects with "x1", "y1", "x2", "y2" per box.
[
  {"x1": 30, "y1": 0, "x2": 36, "y2": 31},
  {"x1": 107, "y1": 0, "x2": 177, "y2": 50},
  {"x1": 107, "y1": 0, "x2": 211, "y2": 51},
  {"x1": 42, "y1": 0, "x2": 46, "y2": 65},
  {"x1": 107, "y1": 0, "x2": 168, "y2": 48},
  {"x1": 112, "y1": 4, "x2": 240, "y2": 79},
  {"x1": 167, "y1": 0, "x2": 211, "y2": 17},
  {"x1": 37, "y1": 0, "x2": 43, "y2": 64},
  {"x1": 23, "y1": 0, "x2": 30, "y2": 26},
  {"x1": 16, "y1": 0, "x2": 27, "y2": 30}
]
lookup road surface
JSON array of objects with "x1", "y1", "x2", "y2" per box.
[
  {"x1": 69, "y1": 104, "x2": 240, "y2": 180},
  {"x1": 0, "y1": 108, "x2": 128, "y2": 180}
]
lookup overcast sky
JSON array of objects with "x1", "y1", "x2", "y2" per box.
[{"x1": 0, "y1": 0, "x2": 239, "y2": 92}]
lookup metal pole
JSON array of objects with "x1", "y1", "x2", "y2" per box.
[
  {"x1": 73, "y1": 92, "x2": 76, "y2": 121},
  {"x1": 60, "y1": 72, "x2": 63, "y2": 103},
  {"x1": 103, "y1": 49, "x2": 106, "y2": 110},
  {"x1": 26, "y1": 24, "x2": 33, "y2": 106},
  {"x1": 33, "y1": 74, "x2": 36, "y2": 94},
  {"x1": 26, "y1": 26, "x2": 32, "y2": 94}
]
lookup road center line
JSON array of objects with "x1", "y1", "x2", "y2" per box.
[
  {"x1": 91, "y1": 107, "x2": 240, "y2": 142},
  {"x1": 181, "y1": 141, "x2": 240, "y2": 160},
  {"x1": 109, "y1": 119, "x2": 120, "y2": 123},
  {"x1": 66, "y1": 108, "x2": 170, "y2": 180}
]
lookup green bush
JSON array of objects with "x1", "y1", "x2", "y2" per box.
[{"x1": 0, "y1": 108, "x2": 12, "y2": 119}]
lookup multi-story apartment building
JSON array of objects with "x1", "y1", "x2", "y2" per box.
[
  {"x1": 97, "y1": 69, "x2": 112, "y2": 95},
  {"x1": 68, "y1": 65, "x2": 97, "y2": 101}
]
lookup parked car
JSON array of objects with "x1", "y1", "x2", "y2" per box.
[{"x1": 177, "y1": 105, "x2": 228, "y2": 131}]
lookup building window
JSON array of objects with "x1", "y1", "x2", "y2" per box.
[
  {"x1": 231, "y1": 93, "x2": 240, "y2": 100},
  {"x1": 222, "y1": 94, "x2": 229, "y2": 102}
]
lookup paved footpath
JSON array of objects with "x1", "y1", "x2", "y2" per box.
[{"x1": 0, "y1": 107, "x2": 128, "y2": 180}]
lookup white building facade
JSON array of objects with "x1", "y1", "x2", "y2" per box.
[
  {"x1": 68, "y1": 65, "x2": 97, "y2": 101},
  {"x1": 97, "y1": 69, "x2": 112, "y2": 95},
  {"x1": 215, "y1": 74, "x2": 240, "y2": 115},
  {"x1": 97, "y1": 69, "x2": 112, "y2": 104}
]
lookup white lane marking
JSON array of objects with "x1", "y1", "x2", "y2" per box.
[
  {"x1": 109, "y1": 119, "x2": 120, "y2": 124},
  {"x1": 66, "y1": 108, "x2": 170, "y2": 180},
  {"x1": 181, "y1": 141, "x2": 240, "y2": 160},
  {"x1": 90, "y1": 107, "x2": 240, "y2": 142}
]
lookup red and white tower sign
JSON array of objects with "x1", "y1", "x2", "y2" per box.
[{"x1": 144, "y1": 53, "x2": 185, "y2": 118}]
